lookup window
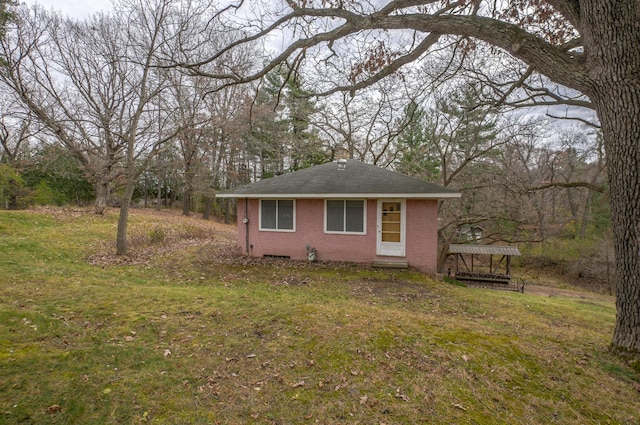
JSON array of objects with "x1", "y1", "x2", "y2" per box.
[
  {"x1": 325, "y1": 200, "x2": 365, "y2": 234},
  {"x1": 260, "y1": 199, "x2": 295, "y2": 231}
]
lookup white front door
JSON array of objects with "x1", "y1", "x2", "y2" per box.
[{"x1": 376, "y1": 200, "x2": 406, "y2": 257}]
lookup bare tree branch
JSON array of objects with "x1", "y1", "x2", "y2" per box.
[
  {"x1": 527, "y1": 181, "x2": 606, "y2": 193},
  {"x1": 545, "y1": 113, "x2": 599, "y2": 128}
]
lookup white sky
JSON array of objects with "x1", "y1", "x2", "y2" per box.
[{"x1": 28, "y1": 0, "x2": 113, "y2": 18}]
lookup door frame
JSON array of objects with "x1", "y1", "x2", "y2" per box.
[{"x1": 376, "y1": 199, "x2": 406, "y2": 257}]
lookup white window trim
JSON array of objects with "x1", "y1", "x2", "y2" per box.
[
  {"x1": 324, "y1": 199, "x2": 367, "y2": 235},
  {"x1": 259, "y1": 199, "x2": 296, "y2": 232}
]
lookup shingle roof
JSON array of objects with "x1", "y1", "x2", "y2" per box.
[
  {"x1": 448, "y1": 244, "x2": 521, "y2": 256},
  {"x1": 216, "y1": 160, "x2": 461, "y2": 199}
]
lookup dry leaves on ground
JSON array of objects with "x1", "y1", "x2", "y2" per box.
[{"x1": 85, "y1": 208, "x2": 237, "y2": 267}]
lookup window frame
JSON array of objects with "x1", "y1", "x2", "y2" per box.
[
  {"x1": 259, "y1": 199, "x2": 296, "y2": 232},
  {"x1": 324, "y1": 199, "x2": 367, "y2": 235}
]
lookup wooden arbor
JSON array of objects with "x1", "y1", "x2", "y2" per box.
[{"x1": 448, "y1": 244, "x2": 523, "y2": 292}]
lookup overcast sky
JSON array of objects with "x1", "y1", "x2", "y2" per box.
[{"x1": 29, "y1": 0, "x2": 112, "y2": 18}]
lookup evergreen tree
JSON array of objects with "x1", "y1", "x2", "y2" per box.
[
  {"x1": 21, "y1": 145, "x2": 94, "y2": 206},
  {"x1": 395, "y1": 101, "x2": 440, "y2": 182},
  {"x1": 248, "y1": 66, "x2": 328, "y2": 178}
]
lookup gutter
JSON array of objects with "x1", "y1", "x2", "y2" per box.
[{"x1": 244, "y1": 197, "x2": 250, "y2": 255}]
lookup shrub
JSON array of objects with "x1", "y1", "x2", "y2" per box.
[
  {"x1": 148, "y1": 227, "x2": 166, "y2": 244},
  {"x1": 0, "y1": 163, "x2": 29, "y2": 209},
  {"x1": 32, "y1": 180, "x2": 57, "y2": 206}
]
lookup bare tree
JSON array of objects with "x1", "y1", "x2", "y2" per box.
[
  {"x1": 201, "y1": 84, "x2": 255, "y2": 218},
  {"x1": 165, "y1": 26, "x2": 258, "y2": 216},
  {"x1": 1, "y1": 6, "x2": 132, "y2": 214},
  {"x1": 164, "y1": 71, "x2": 213, "y2": 217},
  {"x1": 0, "y1": 95, "x2": 36, "y2": 165},
  {"x1": 314, "y1": 78, "x2": 412, "y2": 166},
  {"x1": 0, "y1": 1, "x2": 200, "y2": 253}
]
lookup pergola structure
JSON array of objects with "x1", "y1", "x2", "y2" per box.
[{"x1": 448, "y1": 244, "x2": 523, "y2": 292}]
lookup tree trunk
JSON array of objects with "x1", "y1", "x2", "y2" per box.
[
  {"x1": 182, "y1": 186, "x2": 191, "y2": 216},
  {"x1": 143, "y1": 175, "x2": 149, "y2": 209},
  {"x1": 115, "y1": 183, "x2": 137, "y2": 256},
  {"x1": 594, "y1": 92, "x2": 640, "y2": 353},
  {"x1": 94, "y1": 180, "x2": 109, "y2": 215},
  {"x1": 436, "y1": 238, "x2": 449, "y2": 274},
  {"x1": 8, "y1": 178, "x2": 18, "y2": 210},
  {"x1": 223, "y1": 198, "x2": 229, "y2": 224},
  {"x1": 202, "y1": 196, "x2": 212, "y2": 220},
  {"x1": 584, "y1": 0, "x2": 640, "y2": 353},
  {"x1": 156, "y1": 177, "x2": 162, "y2": 211},
  {"x1": 578, "y1": 189, "x2": 592, "y2": 240}
]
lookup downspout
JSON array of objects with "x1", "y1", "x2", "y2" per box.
[{"x1": 244, "y1": 197, "x2": 250, "y2": 255}]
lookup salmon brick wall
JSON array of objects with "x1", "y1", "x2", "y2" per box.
[{"x1": 235, "y1": 198, "x2": 439, "y2": 273}]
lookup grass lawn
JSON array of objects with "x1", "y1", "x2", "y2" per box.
[{"x1": 1, "y1": 208, "x2": 639, "y2": 424}]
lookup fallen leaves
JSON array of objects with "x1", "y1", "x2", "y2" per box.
[
  {"x1": 85, "y1": 209, "x2": 237, "y2": 268},
  {"x1": 32, "y1": 206, "x2": 94, "y2": 220},
  {"x1": 394, "y1": 388, "x2": 410, "y2": 402},
  {"x1": 22, "y1": 318, "x2": 37, "y2": 331},
  {"x1": 46, "y1": 404, "x2": 61, "y2": 414}
]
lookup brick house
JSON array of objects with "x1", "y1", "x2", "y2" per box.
[{"x1": 216, "y1": 160, "x2": 460, "y2": 273}]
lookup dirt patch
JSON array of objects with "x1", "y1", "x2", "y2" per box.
[
  {"x1": 349, "y1": 275, "x2": 437, "y2": 304},
  {"x1": 524, "y1": 283, "x2": 613, "y2": 302}
]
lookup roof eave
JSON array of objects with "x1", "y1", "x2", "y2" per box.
[{"x1": 215, "y1": 192, "x2": 462, "y2": 199}]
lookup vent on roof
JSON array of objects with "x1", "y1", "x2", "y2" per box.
[{"x1": 337, "y1": 158, "x2": 347, "y2": 170}]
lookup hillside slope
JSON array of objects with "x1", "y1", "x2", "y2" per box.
[{"x1": 0, "y1": 208, "x2": 638, "y2": 424}]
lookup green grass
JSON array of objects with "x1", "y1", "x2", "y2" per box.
[{"x1": 1, "y1": 208, "x2": 639, "y2": 424}]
